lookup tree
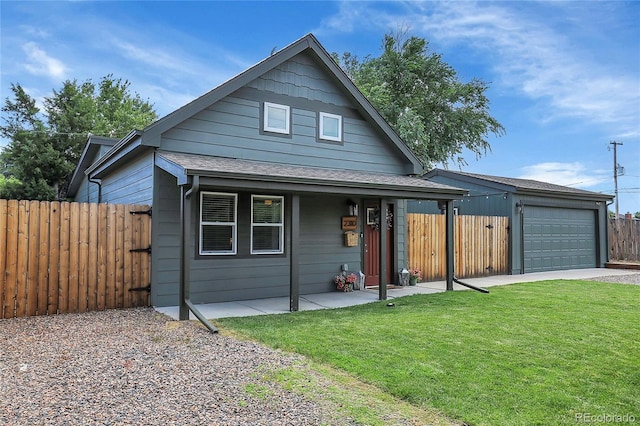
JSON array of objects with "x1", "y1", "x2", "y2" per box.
[
  {"x1": 334, "y1": 32, "x2": 505, "y2": 169},
  {"x1": 0, "y1": 75, "x2": 156, "y2": 200},
  {"x1": 635, "y1": 212, "x2": 640, "y2": 220}
]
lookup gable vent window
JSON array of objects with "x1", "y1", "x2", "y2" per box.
[
  {"x1": 264, "y1": 102, "x2": 290, "y2": 134},
  {"x1": 251, "y1": 195, "x2": 284, "y2": 254},
  {"x1": 319, "y1": 112, "x2": 342, "y2": 142},
  {"x1": 200, "y1": 192, "x2": 237, "y2": 255}
]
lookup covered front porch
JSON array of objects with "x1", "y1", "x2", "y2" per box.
[{"x1": 155, "y1": 151, "x2": 467, "y2": 332}]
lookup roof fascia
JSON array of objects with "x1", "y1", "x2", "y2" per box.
[
  {"x1": 67, "y1": 136, "x2": 118, "y2": 197},
  {"x1": 155, "y1": 153, "x2": 188, "y2": 185},
  {"x1": 197, "y1": 175, "x2": 462, "y2": 200},
  {"x1": 515, "y1": 188, "x2": 614, "y2": 201},
  {"x1": 86, "y1": 131, "x2": 145, "y2": 179},
  {"x1": 302, "y1": 34, "x2": 423, "y2": 175},
  {"x1": 142, "y1": 36, "x2": 315, "y2": 143},
  {"x1": 182, "y1": 166, "x2": 465, "y2": 199},
  {"x1": 425, "y1": 169, "x2": 516, "y2": 193}
]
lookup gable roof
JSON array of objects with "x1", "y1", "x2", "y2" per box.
[
  {"x1": 141, "y1": 33, "x2": 423, "y2": 174},
  {"x1": 425, "y1": 169, "x2": 613, "y2": 201},
  {"x1": 66, "y1": 135, "x2": 118, "y2": 197},
  {"x1": 70, "y1": 33, "x2": 425, "y2": 194}
]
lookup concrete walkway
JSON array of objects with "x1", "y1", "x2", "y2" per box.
[{"x1": 155, "y1": 268, "x2": 639, "y2": 320}]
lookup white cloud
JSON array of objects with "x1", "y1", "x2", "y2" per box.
[
  {"x1": 22, "y1": 42, "x2": 67, "y2": 79},
  {"x1": 518, "y1": 162, "x2": 610, "y2": 189},
  {"x1": 319, "y1": 1, "x2": 639, "y2": 138},
  {"x1": 416, "y1": 2, "x2": 639, "y2": 137}
]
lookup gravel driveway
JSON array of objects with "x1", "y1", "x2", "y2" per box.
[
  {"x1": 2, "y1": 274, "x2": 637, "y2": 425},
  {"x1": 0, "y1": 308, "x2": 349, "y2": 426}
]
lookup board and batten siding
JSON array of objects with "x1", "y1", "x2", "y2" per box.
[
  {"x1": 99, "y1": 152, "x2": 154, "y2": 205},
  {"x1": 159, "y1": 52, "x2": 409, "y2": 175}
]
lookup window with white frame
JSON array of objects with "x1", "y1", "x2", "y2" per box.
[
  {"x1": 263, "y1": 102, "x2": 290, "y2": 134},
  {"x1": 251, "y1": 195, "x2": 284, "y2": 254},
  {"x1": 200, "y1": 192, "x2": 237, "y2": 255},
  {"x1": 319, "y1": 112, "x2": 342, "y2": 142}
]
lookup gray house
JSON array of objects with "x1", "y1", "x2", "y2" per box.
[
  {"x1": 409, "y1": 169, "x2": 613, "y2": 274},
  {"x1": 68, "y1": 34, "x2": 465, "y2": 318}
]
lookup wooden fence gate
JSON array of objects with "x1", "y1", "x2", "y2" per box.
[
  {"x1": 407, "y1": 213, "x2": 509, "y2": 281},
  {"x1": 0, "y1": 200, "x2": 151, "y2": 319},
  {"x1": 608, "y1": 218, "x2": 639, "y2": 262}
]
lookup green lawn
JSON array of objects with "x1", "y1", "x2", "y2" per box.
[{"x1": 216, "y1": 281, "x2": 640, "y2": 426}]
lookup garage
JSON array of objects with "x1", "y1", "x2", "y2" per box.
[
  {"x1": 414, "y1": 169, "x2": 613, "y2": 275},
  {"x1": 523, "y1": 206, "x2": 597, "y2": 272}
]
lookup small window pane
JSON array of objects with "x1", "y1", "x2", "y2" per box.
[
  {"x1": 268, "y1": 107, "x2": 286, "y2": 129},
  {"x1": 264, "y1": 102, "x2": 290, "y2": 134},
  {"x1": 252, "y1": 226, "x2": 282, "y2": 252},
  {"x1": 202, "y1": 195, "x2": 234, "y2": 222},
  {"x1": 251, "y1": 195, "x2": 284, "y2": 254},
  {"x1": 323, "y1": 116, "x2": 339, "y2": 138},
  {"x1": 253, "y1": 197, "x2": 282, "y2": 223},
  {"x1": 200, "y1": 192, "x2": 236, "y2": 255},
  {"x1": 202, "y1": 226, "x2": 233, "y2": 252},
  {"x1": 319, "y1": 112, "x2": 342, "y2": 141}
]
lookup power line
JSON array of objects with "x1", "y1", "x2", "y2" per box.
[{"x1": 609, "y1": 141, "x2": 624, "y2": 218}]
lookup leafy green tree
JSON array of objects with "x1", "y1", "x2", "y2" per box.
[
  {"x1": 335, "y1": 32, "x2": 505, "y2": 169},
  {"x1": 634, "y1": 211, "x2": 640, "y2": 220},
  {"x1": 1, "y1": 75, "x2": 156, "y2": 200}
]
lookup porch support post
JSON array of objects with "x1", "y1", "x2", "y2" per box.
[
  {"x1": 289, "y1": 194, "x2": 300, "y2": 311},
  {"x1": 445, "y1": 199, "x2": 454, "y2": 291},
  {"x1": 379, "y1": 198, "x2": 388, "y2": 300},
  {"x1": 179, "y1": 178, "x2": 196, "y2": 320}
]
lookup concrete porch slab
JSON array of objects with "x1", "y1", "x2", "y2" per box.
[{"x1": 155, "y1": 268, "x2": 639, "y2": 320}]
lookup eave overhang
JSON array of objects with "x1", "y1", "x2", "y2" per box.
[{"x1": 156, "y1": 151, "x2": 464, "y2": 200}]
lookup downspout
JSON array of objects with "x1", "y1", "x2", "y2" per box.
[
  {"x1": 180, "y1": 175, "x2": 218, "y2": 333},
  {"x1": 88, "y1": 176, "x2": 102, "y2": 203},
  {"x1": 517, "y1": 201, "x2": 525, "y2": 274}
]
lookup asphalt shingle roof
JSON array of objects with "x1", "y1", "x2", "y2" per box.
[
  {"x1": 429, "y1": 169, "x2": 612, "y2": 199},
  {"x1": 159, "y1": 151, "x2": 465, "y2": 196}
]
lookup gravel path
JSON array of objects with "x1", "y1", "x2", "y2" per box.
[
  {"x1": 586, "y1": 273, "x2": 640, "y2": 285},
  {"x1": 0, "y1": 308, "x2": 349, "y2": 426}
]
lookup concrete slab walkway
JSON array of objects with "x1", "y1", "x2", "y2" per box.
[{"x1": 155, "y1": 268, "x2": 639, "y2": 320}]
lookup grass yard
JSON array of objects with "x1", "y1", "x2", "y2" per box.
[{"x1": 216, "y1": 281, "x2": 640, "y2": 426}]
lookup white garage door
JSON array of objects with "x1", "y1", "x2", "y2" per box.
[{"x1": 523, "y1": 206, "x2": 597, "y2": 273}]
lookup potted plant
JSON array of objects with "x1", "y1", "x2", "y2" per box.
[
  {"x1": 334, "y1": 272, "x2": 357, "y2": 292},
  {"x1": 408, "y1": 268, "x2": 422, "y2": 286}
]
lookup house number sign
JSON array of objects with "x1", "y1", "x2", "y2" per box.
[{"x1": 341, "y1": 216, "x2": 358, "y2": 231}]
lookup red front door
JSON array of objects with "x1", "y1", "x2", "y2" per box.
[{"x1": 364, "y1": 202, "x2": 394, "y2": 287}]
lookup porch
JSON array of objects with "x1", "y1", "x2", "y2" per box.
[{"x1": 156, "y1": 267, "x2": 634, "y2": 320}]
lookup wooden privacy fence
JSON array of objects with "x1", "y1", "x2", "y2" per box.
[
  {"x1": 0, "y1": 200, "x2": 151, "y2": 319},
  {"x1": 407, "y1": 213, "x2": 509, "y2": 281},
  {"x1": 608, "y1": 218, "x2": 639, "y2": 262}
]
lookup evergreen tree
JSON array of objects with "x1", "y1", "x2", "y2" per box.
[{"x1": 0, "y1": 76, "x2": 156, "y2": 200}]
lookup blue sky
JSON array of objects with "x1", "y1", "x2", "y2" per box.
[{"x1": 1, "y1": 1, "x2": 638, "y2": 213}]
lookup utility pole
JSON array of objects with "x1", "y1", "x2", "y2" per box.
[{"x1": 610, "y1": 141, "x2": 623, "y2": 219}]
